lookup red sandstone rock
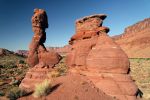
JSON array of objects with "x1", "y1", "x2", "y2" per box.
[
  {"x1": 27, "y1": 8, "x2": 61, "y2": 68},
  {"x1": 79, "y1": 71, "x2": 138, "y2": 100},
  {"x1": 66, "y1": 14, "x2": 138, "y2": 100},
  {"x1": 19, "y1": 64, "x2": 52, "y2": 91},
  {"x1": 19, "y1": 9, "x2": 61, "y2": 91},
  {"x1": 86, "y1": 32, "x2": 129, "y2": 74},
  {"x1": 38, "y1": 51, "x2": 61, "y2": 68},
  {"x1": 19, "y1": 74, "x2": 114, "y2": 100},
  {"x1": 76, "y1": 14, "x2": 106, "y2": 33},
  {"x1": 67, "y1": 15, "x2": 108, "y2": 67}
]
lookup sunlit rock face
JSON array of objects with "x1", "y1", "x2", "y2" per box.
[
  {"x1": 19, "y1": 9, "x2": 61, "y2": 91},
  {"x1": 27, "y1": 9, "x2": 61, "y2": 68},
  {"x1": 66, "y1": 14, "x2": 138, "y2": 100},
  {"x1": 67, "y1": 14, "x2": 107, "y2": 68}
]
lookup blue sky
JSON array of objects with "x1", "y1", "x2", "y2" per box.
[{"x1": 0, "y1": 0, "x2": 149, "y2": 51}]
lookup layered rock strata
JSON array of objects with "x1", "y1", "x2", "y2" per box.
[
  {"x1": 19, "y1": 9, "x2": 61, "y2": 91},
  {"x1": 113, "y1": 18, "x2": 150, "y2": 58},
  {"x1": 66, "y1": 14, "x2": 138, "y2": 100}
]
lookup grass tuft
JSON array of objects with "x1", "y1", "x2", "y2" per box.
[{"x1": 33, "y1": 79, "x2": 52, "y2": 98}]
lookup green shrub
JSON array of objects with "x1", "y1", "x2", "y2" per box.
[
  {"x1": 18, "y1": 60, "x2": 25, "y2": 64},
  {"x1": 33, "y1": 79, "x2": 52, "y2": 98},
  {"x1": 7, "y1": 87, "x2": 29, "y2": 100},
  {"x1": 0, "y1": 91, "x2": 5, "y2": 96}
]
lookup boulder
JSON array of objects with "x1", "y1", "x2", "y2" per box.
[{"x1": 86, "y1": 32, "x2": 129, "y2": 74}]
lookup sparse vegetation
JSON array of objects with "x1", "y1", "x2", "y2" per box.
[
  {"x1": 48, "y1": 56, "x2": 68, "y2": 78},
  {"x1": 48, "y1": 70, "x2": 61, "y2": 78},
  {"x1": 0, "y1": 53, "x2": 67, "y2": 99},
  {"x1": 0, "y1": 91, "x2": 5, "y2": 96},
  {"x1": 55, "y1": 56, "x2": 67, "y2": 75},
  {"x1": 33, "y1": 79, "x2": 52, "y2": 98},
  {"x1": 0, "y1": 54, "x2": 28, "y2": 80},
  {"x1": 1, "y1": 53, "x2": 149, "y2": 99},
  {"x1": 7, "y1": 87, "x2": 29, "y2": 100},
  {"x1": 129, "y1": 58, "x2": 150, "y2": 100},
  {"x1": 0, "y1": 54, "x2": 29, "y2": 99}
]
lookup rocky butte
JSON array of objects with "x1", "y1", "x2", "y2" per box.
[
  {"x1": 66, "y1": 14, "x2": 138, "y2": 100},
  {"x1": 19, "y1": 9, "x2": 61, "y2": 91},
  {"x1": 113, "y1": 18, "x2": 150, "y2": 58}
]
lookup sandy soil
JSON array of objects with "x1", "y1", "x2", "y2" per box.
[{"x1": 19, "y1": 74, "x2": 114, "y2": 100}]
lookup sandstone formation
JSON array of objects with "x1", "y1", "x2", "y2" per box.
[
  {"x1": 19, "y1": 74, "x2": 114, "y2": 100},
  {"x1": 19, "y1": 9, "x2": 61, "y2": 91},
  {"x1": 113, "y1": 18, "x2": 150, "y2": 58},
  {"x1": 66, "y1": 14, "x2": 107, "y2": 68},
  {"x1": 66, "y1": 14, "x2": 138, "y2": 100}
]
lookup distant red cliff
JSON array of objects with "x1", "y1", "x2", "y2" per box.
[
  {"x1": 47, "y1": 45, "x2": 71, "y2": 55},
  {"x1": 113, "y1": 18, "x2": 150, "y2": 58}
]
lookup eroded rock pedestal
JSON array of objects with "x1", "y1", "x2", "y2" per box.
[
  {"x1": 19, "y1": 9, "x2": 61, "y2": 91},
  {"x1": 66, "y1": 14, "x2": 138, "y2": 100}
]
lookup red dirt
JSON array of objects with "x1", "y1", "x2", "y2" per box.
[{"x1": 19, "y1": 74, "x2": 114, "y2": 100}]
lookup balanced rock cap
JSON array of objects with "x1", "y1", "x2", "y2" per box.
[{"x1": 76, "y1": 14, "x2": 107, "y2": 23}]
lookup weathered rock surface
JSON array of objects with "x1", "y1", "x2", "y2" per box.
[
  {"x1": 19, "y1": 74, "x2": 114, "y2": 100},
  {"x1": 66, "y1": 14, "x2": 138, "y2": 100},
  {"x1": 20, "y1": 64, "x2": 52, "y2": 91},
  {"x1": 67, "y1": 14, "x2": 107, "y2": 67},
  {"x1": 86, "y1": 33, "x2": 129, "y2": 74},
  {"x1": 19, "y1": 9, "x2": 61, "y2": 91},
  {"x1": 113, "y1": 18, "x2": 150, "y2": 58}
]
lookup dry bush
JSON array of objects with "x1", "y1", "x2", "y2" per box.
[
  {"x1": 7, "y1": 87, "x2": 29, "y2": 100},
  {"x1": 33, "y1": 79, "x2": 52, "y2": 98},
  {"x1": 130, "y1": 58, "x2": 150, "y2": 100}
]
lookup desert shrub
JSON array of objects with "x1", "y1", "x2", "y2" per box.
[
  {"x1": 0, "y1": 65, "x2": 4, "y2": 68},
  {"x1": 48, "y1": 70, "x2": 61, "y2": 78},
  {"x1": 7, "y1": 87, "x2": 29, "y2": 100},
  {"x1": 18, "y1": 60, "x2": 25, "y2": 64},
  {"x1": 57, "y1": 65, "x2": 67, "y2": 76},
  {"x1": 0, "y1": 91, "x2": 5, "y2": 96},
  {"x1": 48, "y1": 64, "x2": 67, "y2": 78},
  {"x1": 33, "y1": 79, "x2": 52, "y2": 98}
]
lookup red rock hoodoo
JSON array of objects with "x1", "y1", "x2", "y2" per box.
[
  {"x1": 66, "y1": 14, "x2": 138, "y2": 100},
  {"x1": 19, "y1": 9, "x2": 61, "y2": 91}
]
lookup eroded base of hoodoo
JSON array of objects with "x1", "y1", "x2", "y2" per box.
[
  {"x1": 19, "y1": 64, "x2": 53, "y2": 92},
  {"x1": 68, "y1": 68, "x2": 138, "y2": 100},
  {"x1": 20, "y1": 51, "x2": 61, "y2": 92}
]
